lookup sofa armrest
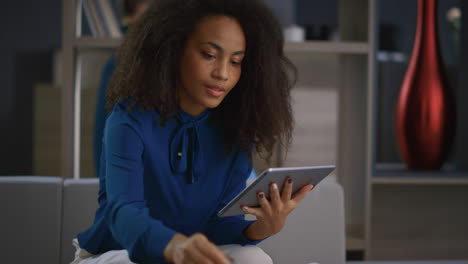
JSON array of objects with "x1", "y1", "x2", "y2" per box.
[{"x1": 0, "y1": 176, "x2": 63, "y2": 264}]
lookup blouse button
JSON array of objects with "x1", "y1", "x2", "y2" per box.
[{"x1": 177, "y1": 152, "x2": 183, "y2": 158}]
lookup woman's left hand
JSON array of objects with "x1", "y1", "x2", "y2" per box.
[{"x1": 242, "y1": 177, "x2": 314, "y2": 240}]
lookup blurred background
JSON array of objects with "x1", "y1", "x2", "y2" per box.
[{"x1": 1, "y1": 0, "x2": 467, "y2": 261}]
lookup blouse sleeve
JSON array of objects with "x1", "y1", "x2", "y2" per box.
[
  {"x1": 104, "y1": 118, "x2": 177, "y2": 263},
  {"x1": 202, "y1": 151, "x2": 265, "y2": 246}
]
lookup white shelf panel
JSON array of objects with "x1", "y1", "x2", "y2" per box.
[
  {"x1": 372, "y1": 163, "x2": 468, "y2": 185},
  {"x1": 285, "y1": 41, "x2": 369, "y2": 54}
]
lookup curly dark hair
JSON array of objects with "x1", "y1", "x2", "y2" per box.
[{"x1": 107, "y1": 0, "x2": 296, "y2": 160}]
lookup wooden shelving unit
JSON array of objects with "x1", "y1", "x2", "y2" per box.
[{"x1": 61, "y1": 0, "x2": 374, "y2": 182}]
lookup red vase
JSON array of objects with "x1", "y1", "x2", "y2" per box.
[{"x1": 395, "y1": 0, "x2": 456, "y2": 170}]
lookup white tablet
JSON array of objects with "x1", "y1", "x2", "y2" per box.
[{"x1": 218, "y1": 165, "x2": 336, "y2": 217}]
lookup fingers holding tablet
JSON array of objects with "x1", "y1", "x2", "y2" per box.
[
  {"x1": 257, "y1": 191, "x2": 271, "y2": 216},
  {"x1": 292, "y1": 184, "x2": 314, "y2": 204},
  {"x1": 269, "y1": 182, "x2": 281, "y2": 207},
  {"x1": 281, "y1": 177, "x2": 293, "y2": 203}
]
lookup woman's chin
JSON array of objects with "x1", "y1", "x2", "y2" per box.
[{"x1": 204, "y1": 98, "x2": 224, "y2": 109}]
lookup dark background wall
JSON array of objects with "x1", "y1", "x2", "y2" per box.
[
  {"x1": 0, "y1": 0, "x2": 61, "y2": 174},
  {"x1": 379, "y1": 0, "x2": 459, "y2": 65},
  {"x1": 264, "y1": 0, "x2": 338, "y2": 26}
]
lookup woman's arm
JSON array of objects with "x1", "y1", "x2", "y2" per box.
[
  {"x1": 104, "y1": 120, "x2": 177, "y2": 263},
  {"x1": 105, "y1": 117, "x2": 231, "y2": 264}
]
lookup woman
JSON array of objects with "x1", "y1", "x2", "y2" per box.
[{"x1": 73, "y1": 0, "x2": 313, "y2": 263}]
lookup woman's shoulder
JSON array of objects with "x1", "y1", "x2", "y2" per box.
[{"x1": 106, "y1": 98, "x2": 159, "y2": 130}]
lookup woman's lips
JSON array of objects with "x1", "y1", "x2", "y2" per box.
[{"x1": 205, "y1": 85, "x2": 226, "y2": 97}]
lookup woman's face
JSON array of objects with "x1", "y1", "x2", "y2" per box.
[{"x1": 179, "y1": 15, "x2": 246, "y2": 116}]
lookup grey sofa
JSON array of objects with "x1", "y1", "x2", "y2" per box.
[{"x1": 0, "y1": 175, "x2": 344, "y2": 264}]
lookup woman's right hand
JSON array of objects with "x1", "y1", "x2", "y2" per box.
[{"x1": 163, "y1": 233, "x2": 231, "y2": 264}]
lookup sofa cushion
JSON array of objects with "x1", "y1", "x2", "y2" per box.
[
  {"x1": 60, "y1": 178, "x2": 99, "y2": 264},
  {"x1": 0, "y1": 176, "x2": 63, "y2": 264},
  {"x1": 258, "y1": 175, "x2": 346, "y2": 264}
]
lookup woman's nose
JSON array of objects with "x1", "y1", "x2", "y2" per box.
[{"x1": 212, "y1": 61, "x2": 229, "y2": 81}]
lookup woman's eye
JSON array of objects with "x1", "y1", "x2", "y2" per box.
[
  {"x1": 231, "y1": 61, "x2": 241, "y2": 66},
  {"x1": 202, "y1": 52, "x2": 215, "y2": 59}
]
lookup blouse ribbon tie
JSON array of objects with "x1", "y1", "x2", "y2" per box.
[{"x1": 169, "y1": 111, "x2": 210, "y2": 184}]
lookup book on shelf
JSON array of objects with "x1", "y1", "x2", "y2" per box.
[
  {"x1": 82, "y1": 0, "x2": 99, "y2": 36},
  {"x1": 81, "y1": 0, "x2": 122, "y2": 38},
  {"x1": 88, "y1": 0, "x2": 106, "y2": 37},
  {"x1": 97, "y1": 0, "x2": 122, "y2": 38}
]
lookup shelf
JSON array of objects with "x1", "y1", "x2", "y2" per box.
[
  {"x1": 372, "y1": 165, "x2": 468, "y2": 185},
  {"x1": 372, "y1": 176, "x2": 468, "y2": 185},
  {"x1": 73, "y1": 37, "x2": 121, "y2": 49},
  {"x1": 72, "y1": 37, "x2": 369, "y2": 54},
  {"x1": 285, "y1": 41, "x2": 368, "y2": 54}
]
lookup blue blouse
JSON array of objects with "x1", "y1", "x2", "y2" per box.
[
  {"x1": 93, "y1": 55, "x2": 115, "y2": 173},
  {"x1": 77, "y1": 100, "x2": 259, "y2": 264}
]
